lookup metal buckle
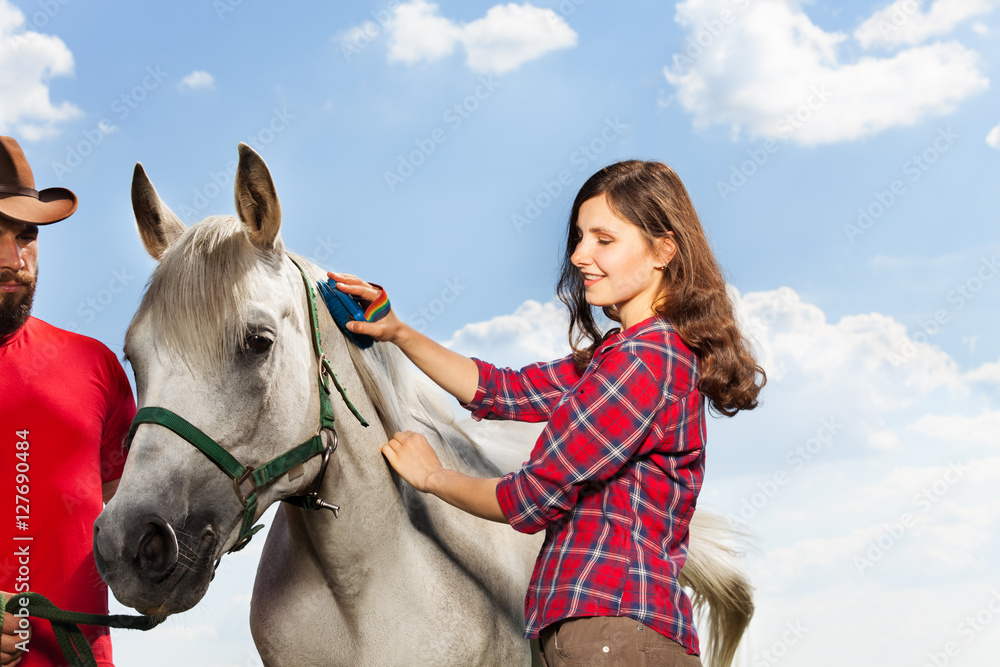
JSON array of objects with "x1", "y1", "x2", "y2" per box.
[
  {"x1": 231, "y1": 534, "x2": 252, "y2": 553},
  {"x1": 305, "y1": 430, "x2": 340, "y2": 517},
  {"x1": 318, "y1": 354, "x2": 333, "y2": 395},
  {"x1": 234, "y1": 467, "x2": 258, "y2": 506}
]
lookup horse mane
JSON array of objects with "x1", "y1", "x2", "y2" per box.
[
  {"x1": 342, "y1": 326, "x2": 506, "y2": 478},
  {"x1": 128, "y1": 215, "x2": 284, "y2": 369},
  {"x1": 286, "y1": 255, "x2": 508, "y2": 479}
]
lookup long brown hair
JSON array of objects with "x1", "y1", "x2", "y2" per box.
[{"x1": 556, "y1": 160, "x2": 765, "y2": 416}]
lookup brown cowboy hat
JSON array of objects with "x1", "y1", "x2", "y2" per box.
[{"x1": 0, "y1": 135, "x2": 78, "y2": 225}]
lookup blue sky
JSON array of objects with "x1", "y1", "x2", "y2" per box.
[{"x1": 3, "y1": 0, "x2": 999, "y2": 665}]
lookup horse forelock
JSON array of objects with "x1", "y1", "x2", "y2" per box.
[{"x1": 128, "y1": 215, "x2": 284, "y2": 370}]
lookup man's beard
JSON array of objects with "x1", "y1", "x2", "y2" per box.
[{"x1": 0, "y1": 267, "x2": 36, "y2": 339}]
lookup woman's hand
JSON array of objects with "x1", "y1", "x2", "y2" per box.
[
  {"x1": 327, "y1": 271, "x2": 404, "y2": 344},
  {"x1": 381, "y1": 432, "x2": 507, "y2": 523},
  {"x1": 381, "y1": 431, "x2": 444, "y2": 493},
  {"x1": 327, "y1": 271, "x2": 480, "y2": 406}
]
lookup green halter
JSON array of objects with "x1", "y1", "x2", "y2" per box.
[{"x1": 125, "y1": 256, "x2": 369, "y2": 553}]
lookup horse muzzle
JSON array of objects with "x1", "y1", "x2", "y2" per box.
[{"x1": 94, "y1": 511, "x2": 219, "y2": 615}]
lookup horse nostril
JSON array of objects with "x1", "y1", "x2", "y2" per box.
[{"x1": 135, "y1": 517, "x2": 179, "y2": 583}]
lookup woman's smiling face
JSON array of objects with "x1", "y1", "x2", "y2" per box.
[{"x1": 570, "y1": 194, "x2": 675, "y2": 331}]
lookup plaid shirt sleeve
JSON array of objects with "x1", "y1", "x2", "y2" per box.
[
  {"x1": 461, "y1": 355, "x2": 582, "y2": 423},
  {"x1": 496, "y1": 341, "x2": 674, "y2": 533}
]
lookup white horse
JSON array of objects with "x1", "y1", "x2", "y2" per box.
[{"x1": 93, "y1": 144, "x2": 753, "y2": 667}]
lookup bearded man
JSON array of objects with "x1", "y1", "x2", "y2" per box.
[{"x1": 0, "y1": 136, "x2": 134, "y2": 667}]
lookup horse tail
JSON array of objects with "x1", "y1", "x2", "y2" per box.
[{"x1": 680, "y1": 510, "x2": 754, "y2": 667}]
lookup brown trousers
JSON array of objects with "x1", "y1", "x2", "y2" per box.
[{"x1": 538, "y1": 616, "x2": 703, "y2": 667}]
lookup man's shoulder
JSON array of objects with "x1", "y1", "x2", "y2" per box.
[{"x1": 26, "y1": 317, "x2": 120, "y2": 359}]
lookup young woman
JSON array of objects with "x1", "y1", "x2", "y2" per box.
[{"x1": 331, "y1": 160, "x2": 765, "y2": 666}]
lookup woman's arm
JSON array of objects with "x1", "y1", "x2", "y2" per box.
[
  {"x1": 329, "y1": 272, "x2": 479, "y2": 404},
  {"x1": 382, "y1": 431, "x2": 507, "y2": 523}
]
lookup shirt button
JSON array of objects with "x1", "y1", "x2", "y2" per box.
[{"x1": 603, "y1": 646, "x2": 609, "y2": 653}]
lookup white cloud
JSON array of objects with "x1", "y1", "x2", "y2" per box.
[
  {"x1": 663, "y1": 0, "x2": 989, "y2": 146},
  {"x1": 458, "y1": 3, "x2": 578, "y2": 74},
  {"x1": 972, "y1": 20, "x2": 990, "y2": 33},
  {"x1": 987, "y1": 121, "x2": 1000, "y2": 148},
  {"x1": 0, "y1": 0, "x2": 82, "y2": 140},
  {"x1": 385, "y1": 0, "x2": 464, "y2": 66},
  {"x1": 868, "y1": 427, "x2": 902, "y2": 451},
  {"x1": 854, "y1": 0, "x2": 999, "y2": 48},
  {"x1": 911, "y1": 408, "x2": 1000, "y2": 444},
  {"x1": 966, "y1": 357, "x2": 1000, "y2": 383},
  {"x1": 179, "y1": 70, "x2": 215, "y2": 91},
  {"x1": 444, "y1": 298, "x2": 571, "y2": 369},
  {"x1": 733, "y1": 286, "x2": 966, "y2": 403},
  {"x1": 345, "y1": 1, "x2": 577, "y2": 74}
]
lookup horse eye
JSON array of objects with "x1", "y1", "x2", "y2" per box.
[{"x1": 243, "y1": 332, "x2": 273, "y2": 354}]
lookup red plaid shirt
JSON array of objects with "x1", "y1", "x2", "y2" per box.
[{"x1": 463, "y1": 316, "x2": 705, "y2": 655}]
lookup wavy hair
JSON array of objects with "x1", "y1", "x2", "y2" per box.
[{"x1": 556, "y1": 160, "x2": 765, "y2": 416}]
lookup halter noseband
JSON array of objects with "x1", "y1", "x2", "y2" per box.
[{"x1": 125, "y1": 256, "x2": 369, "y2": 553}]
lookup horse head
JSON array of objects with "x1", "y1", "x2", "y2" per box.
[{"x1": 94, "y1": 144, "x2": 341, "y2": 615}]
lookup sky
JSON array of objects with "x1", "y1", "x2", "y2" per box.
[{"x1": 2, "y1": 0, "x2": 999, "y2": 665}]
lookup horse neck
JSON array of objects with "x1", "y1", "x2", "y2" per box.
[{"x1": 286, "y1": 316, "x2": 412, "y2": 577}]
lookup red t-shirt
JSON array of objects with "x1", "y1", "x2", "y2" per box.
[{"x1": 1, "y1": 317, "x2": 135, "y2": 667}]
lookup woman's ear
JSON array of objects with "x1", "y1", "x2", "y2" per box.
[{"x1": 654, "y1": 233, "x2": 678, "y2": 269}]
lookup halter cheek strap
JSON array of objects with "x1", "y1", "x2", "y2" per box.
[
  {"x1": 126, "y1": 407, "x2": 330, "y2": 550},
  {"x1": 125, "y1": 255, "x2": 368, "y2": 554}
]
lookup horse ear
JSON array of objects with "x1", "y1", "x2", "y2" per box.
[
  {"x1": 234, "y1": 143, "x2": 282, "y2": 250},
  {"x1": 132, "y1": 163, "x2": 186, "y2": 260}
]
